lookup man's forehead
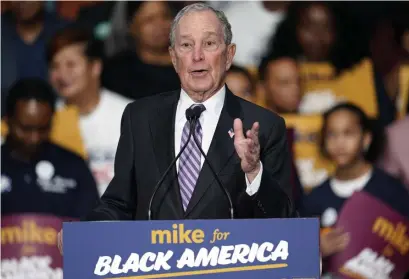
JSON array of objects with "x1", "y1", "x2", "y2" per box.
[
  {"x1": 15, "y1": 100, "x2": 52, "y2": 118},
  {"x1": 177, "y1": 10, "x2": 222, "y2": 37}
]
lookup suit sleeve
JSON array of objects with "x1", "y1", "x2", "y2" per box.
[
  {"x1": 83, "y1": 104, "x2": 137, "y2": 221},
  {"x1": 75, "y1": 159, "x2": 100, "y2": 219},
  {"x1": 237, "y1": 116, "x2": 295, "y2": 218}
]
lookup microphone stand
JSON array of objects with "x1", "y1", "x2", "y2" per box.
[
  {"x1": 191, "y1": 118, "x2": 235, "y2": 219},
  {"x1": 147, "y1": 120, "x2": 195, "y2": 220}
]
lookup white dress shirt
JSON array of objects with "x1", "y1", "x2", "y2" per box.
[{"x1": 174, "y1": 86, "x2": 263, "y2": 196}]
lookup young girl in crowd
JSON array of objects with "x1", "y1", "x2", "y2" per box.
[{"x1": 301, "y1": 103, "x2": 409, "y2": 268}]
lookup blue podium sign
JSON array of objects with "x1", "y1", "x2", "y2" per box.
[{"x1": 63, "y1": 218, "x2": 320, "y2": 279}]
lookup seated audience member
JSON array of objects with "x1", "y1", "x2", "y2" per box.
[
  {"x1": 101, "y1": 1, "x2": 180, "y2": 99},
  {"x1": 1, "y1": 1, "x2": 68, "y2": 99},
  {"x1": 47, "y1": 26, "x2": 132, "y2": 196},
  {"x1": 259, "y1": 57, "x2": 301, "y2": 113},
  {"x1": 302, "y1": 103, "x2": 409, "y2": 262},
  {"x1": 1, "y1": 78, "x2": 99, "y2": 218},
  {"x1": 226, "y1": 65, "x2": 256, "y2": 102},
  {"x1": 379, "y1": 116, "x2": 409, "y2": 190}
]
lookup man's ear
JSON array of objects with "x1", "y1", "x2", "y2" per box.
[
  {"x1": 91, "y1": 59, "x2": 102, "y2": 78},
  {"x1": 225, "y1": 43, "x2": 236, "y2": 71},
  {"x1": 169, "y1": 46, "x2": 178, "y2": 73},
  {"x1": 363, "y1": 132, "x2": 372, "y2": 152}
]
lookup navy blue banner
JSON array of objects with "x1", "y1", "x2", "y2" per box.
[{"x1": 63, "y1": 218, "x2": 320, "y2": 279}]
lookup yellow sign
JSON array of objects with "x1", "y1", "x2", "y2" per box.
[{"x1": 283, "y1": 114, "x2": 334, "y2": 191}]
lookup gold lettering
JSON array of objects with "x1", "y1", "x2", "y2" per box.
[
  {"x1": 1, "y1": 226, "x2": 23, "y2": 243},
  {"x1": 151, "y1": 230, "x2": 171, "y2": 244},
  {"x1": 191, "y1": 229, "x2": 204, "y2": 243},
  {"x1": 372, "y1": 217, "x2": 409, "y2": 255},
  {"x1": 178, "y1": 224, "x2": 192, "y2": 244},
  {"x1": 43, "y1": 228, "x2": 57, "y2": 245},
  {"x1": 151, "y1": 224, "x2": 205, "y2": 244},
  {"x1": 1, "y1": 220, "x2": 58, "y2": 246}
]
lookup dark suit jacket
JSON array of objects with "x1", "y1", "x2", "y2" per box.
[{"x1": 85, "y1": 88, "x2": 295, "y2": 221}]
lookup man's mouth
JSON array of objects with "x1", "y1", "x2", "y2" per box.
[
  {"x1": 58, "y1": 81, "x2": 72, "y2": 89},
  {"x1": 190, "y1": 69, "x2": 208, "y2": 76}
]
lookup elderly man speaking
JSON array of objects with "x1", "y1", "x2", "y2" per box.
[{"x1": 59, "y1": 2, "x2": 295, "y2": 253}]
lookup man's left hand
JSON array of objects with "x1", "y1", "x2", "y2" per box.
[{"x1": 233, "y1": 118, "x2": 261, "y2": 182}]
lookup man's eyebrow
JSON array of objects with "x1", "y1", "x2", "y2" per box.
[
  {"x1": 179, "y1": 34, "x2": 193, "y2": 40},
  {"x1": 203, "y1": 31, "x2": 218, "y2": 37}
]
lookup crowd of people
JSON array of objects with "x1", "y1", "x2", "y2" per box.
[{"x1": 1, "y1": 1, "x2": 409, "y2": 278}]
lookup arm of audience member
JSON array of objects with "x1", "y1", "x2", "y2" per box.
[
  {"x1": 83, "y1": 104, "x2": 136, "y2": 221},
  {"x1": 320, "y1": 228, "x2": 349, "y2": 258}
]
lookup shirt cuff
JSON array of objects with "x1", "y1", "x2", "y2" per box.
[{"x1": 245, "y1": 161, "x2": 263, "y2": 196}]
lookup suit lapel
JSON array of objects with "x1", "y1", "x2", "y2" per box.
[
  {"x1": 185, "y1": 89, "x2": 242, "y2": 216},
  {"x1": 149, "y1": 91, "x2": 184, "y2": 218}
]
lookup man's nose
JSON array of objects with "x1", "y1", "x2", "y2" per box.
[{"x1": 192, "y1": 45, "x2": 204, "y2": 62}]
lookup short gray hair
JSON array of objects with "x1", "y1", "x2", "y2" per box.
[{"x1": 169, "y1": 3, "x2": 233, "y2": 48}]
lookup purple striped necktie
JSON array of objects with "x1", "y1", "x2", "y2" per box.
[{"x1": 178, "y1": 105, "x2": 205, "y2": 211}]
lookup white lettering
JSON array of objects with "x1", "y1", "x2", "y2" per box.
[
  {"x1": 1, "y1": 256, "x2": 62, "y2": 279},
  {"x1": 343, "y1": 248, "x2": 394, "y2": 279},
  {"x1": 93, "y1": 242, "x2": 289, "y2": 276},
  {"x1": 177, "y1": 248, "x2": 195, "y2": 269},
  {"x1": 257, "y1": 242, "x2": 274, "y2": 262},
  {"x1": 231, "y1": 244, "x2": 250, "y2": 264},
  {"x1": 154, "y1": 252, "x2": 173, "y2": 271},
  {"x1": 94, "y1": 251, "x2": 174, "y2": 276},
  {"x1": 110, "y1": 255, "x2": 124, "y2": 274},
  {"x1": 121, "y1": 253, "x2": 139, "y2": 273},
  {"x1": 194, "y1": 247, "x2": 220, "y2": 267},
  {"x1": 218, "y1": 245, "x2": 234, "y2": 265},
  {"x1": 139, "y1": 252, "x2": 156, "y2": 272},
  {"x1": 94, "y1": 256, "x2": 112, "y2": 276},
  {"x1": 177, "y1": 241, "x2": 288, "y2": 270},
  {"x1": 272, "y1": 241, "x2": 289, "y2": 261}
]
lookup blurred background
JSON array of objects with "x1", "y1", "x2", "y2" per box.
[{"x1": 1, "y1": 1, "x2": 409, "y2": 278}]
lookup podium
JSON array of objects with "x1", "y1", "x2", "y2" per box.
[{"x1": 63, "y1": 218, "x2": 320, "y2": 279}]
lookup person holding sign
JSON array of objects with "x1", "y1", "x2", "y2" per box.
[
  {"x1": 301, "y1": 103, "x2": 409, "y2": 271},
  {"x1": 58, "y1": 2, "x2": 295, "y2": 254}
]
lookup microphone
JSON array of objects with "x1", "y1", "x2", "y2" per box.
[
  {"x1": 188, "y1": 106, "x2": 235, "y2": 219},
  {"x1": 147, "y1": 117, "x2": 195, "y2": 220}
]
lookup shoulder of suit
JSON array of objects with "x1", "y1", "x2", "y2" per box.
[{"x1": 125, "y1": 90, "x2": 179, "y2": 113}]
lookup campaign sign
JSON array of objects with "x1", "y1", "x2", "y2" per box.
[
  {"x1": 64, "y1": 218, "x2": 320, "y2": 279},
  {"x1": 1, "y1": 214, "x2": 70, "y2": 279},
  {"x1": 327, "y1": 191, "x2": 409, "y2": 279}
]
